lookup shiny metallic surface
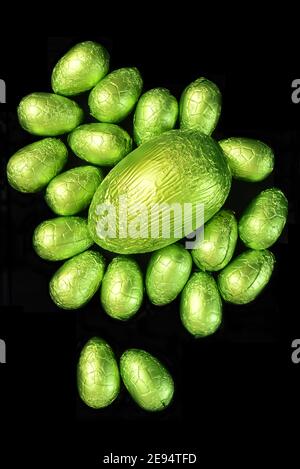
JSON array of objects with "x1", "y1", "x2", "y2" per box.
[
  {"x1": 192, "y1": 209, "x2": 238, "y2": 271},
  {"x1": 45, "y1": 166, "x2": 103, "y2": 215},
  {"x1": 217, "y1": 249, "x2": 275, "y2": 304},
  {"x1": 88, "y1": 130, "x2": 231, "y2": 254},
  {"x1": 239, "y1": 188, "x2": 288, "y2": 249},
  {"x1": 88, "y1": 67, "x2": 143, "y2": 123},
  {"x1": 33, "y1": 216, "x2": 93, "y2": 261},
  {"x1": 180, "y1": 272, "x2": 222, "y2": 337},
  {"x1": 120, "y1": 349, "x2": 174, "y2": 412},
  {"x1": 219, "y1": 137, "x2": 274, "y2": 182},
  {"x1": 179, "y1": 77, "x2": 221, "y2": 135},
  {"x1": 146, "y1": 243, "x2": 192, "y2": 305},
  {"x1": 68, "y1": 123, "x2": 132, "y2": 166},
  {"x1": 6, "y1": 138, "x2": 67, "y2": 193},
  {"x1": 77, "y1": 337, "x2": 120, "y2": 409},
  {"x1": 50, "y1": 250, "x2": 105, "y2": 309},
  {"x1": 17, "y1": 92, "x2": 83, "y2": 136},
  {"x1": 51, "y1": 41, "x2": 109, "y2": 96},
  {"x1": 100, "y1": 257, "x2": 143, "y2": 320},
  {"x1": 133, "y1": 88, "x2": 178, "y2": 145}
]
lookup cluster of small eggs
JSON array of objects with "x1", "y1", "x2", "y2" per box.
[{"x1": 6, "y1": 41, "x2": 287, "y2": 411}]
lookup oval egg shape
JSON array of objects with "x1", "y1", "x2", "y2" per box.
[
  {"x1": 146, "y1": 243, "x2": 192, "y2": 305},
  {"x1": 133, "y1": 87, "x2": 178, "y2": 145},
  {"x1": 238, "y1": 188, "x2": 288, "y2": 249},
  {"x1": 51, "y1": 41, "x2": 109, "y2": 96},
  {"x1": 88, "y1": 67, "x2": 143, "y2": 123},
  {"x1": 68, "y1": 123, "x2": 132, "y2": 166},
  {"x1": 17, "y1": 92, "x2": 84, "y2": 136},
  {"x1": 33, "y1": 216, "x2": 93, "y2": 261},
  {"x1": 50, "y1": 250, "x2": 105, "y2": 309},
  {"x1": 45, "y1": 166, "x2": 103, "y2": 215},
  {"x1": 120, "y1": 349, "x2": 174, "y2": 412},
  {"x1": 217, "y1": 249, "x2": 275, "y2": 304},
  {"x1": 100, "y1": 257, "x2": 143, "y2": 320},
  {"x1": 77, "y1": 337, "x2": 120, "y2": 409},
  {"x1": 180, "y1": 272, "x2": 222, "y2": 337},
  {"x1": 179, "y1": 77, "x2": 221, "y2": 135},
  {"x1": 6, "y1": 138, "x2": 67, "y2": 193},
  {"x1": 88, "y1": 130, "x2": 231, "y2": 254},
  {"x1": 219, "y1": 137, "x2": 274, "y2": 182},
  {"x1": 191, "y1": 209, "x2": 238, "y2": 271}
]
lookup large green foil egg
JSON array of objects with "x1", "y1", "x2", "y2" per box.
[
  {"x1": 51, "y1": 41, "x2": 109, "y2": 96},
  {"x1": 33, "y1": 216, "x2": 93, "y2": 261},
  {"x1": 45, "y1": 166, "x2": 103, "y2": 216},
  {"x1": 217, "y1": 249, "x2": 275, "y2": 304},
  {"x1": 100, "y1": 257, "x2": 143, "y2": 320},
  {"x1": 6, "y1": 138, "x2": 67, "y2": 193},
  {"x1": 68, "y1": 123, "x2": 132, "y2": 166},
  {"x1": 180, "y1": 272, "x2": 222, "y2": 337},
  {"x1": 120, "y1": 349, "x2": 174, "y2": 412},
  {"x1": 50, "y1": 250, "x2": 105, "y2": 309},
  {"x1": 88, "y1": 67, "x2": 143, "y2": 123},
  {"x1": 77, "y1": 337, "x2": 120, "y2": 409},
  {"x1": 133, "y1": 88, "x2": 178, "y2": 145},
  {"x1": 179, "y1": 77, "x2": 221, "y2": 135},
  {"x1": 238, "y1": 188, "x2": 288, "y2": 249},
  {"x1": 17, "y1": 92, "x2": 84, "y2": 136},
  {"x1": 191, "y1": 209, "x2": 238, "y2": 271},
  {"x1": 88, "y1": 130, "x2": 231, "y2": 254},
  {"x1": 146, "y1": 243, "x2": 192, "y2": 305},
  {"x1": 219, "y1": 137, "x2": 274, "y2": 182}
]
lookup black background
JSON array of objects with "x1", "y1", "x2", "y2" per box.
[{"x1": 0, "y1": 33, "x2": 299, "y2": 465}]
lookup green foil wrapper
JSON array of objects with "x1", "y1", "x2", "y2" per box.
[
  {"x1": 88, "y1": 67, "x2": 143, "y2": 123},
  {"x1": 180, "y1": 272, "x2": 222, "y2": 337},
  {"x1": 238, "y1": 188, "x2": 288, "y2": 249},
  {"x1": 133, "y1": 88, "x2": 178, "y2": 145},
  {"x1": 219, "y1": 137, "x2": 274, "y2": 182},
  {"x1": 33, "y1": 216, "x2": 93, "y2": 261},
  {"x1": 88, "y1": 130, "x2": 231, "y2": 254},
  {"x1": 100, "y1": 257, "x2": 143, "y2": 320},
  {"x1": 68, "y1": 123, "x2": 132, "y2": 166},
  {"x1": 6, "y1": 138, "x2": 67, "y2": 193},
  {"x1": 50, "y1": 250, "x2": 105, "y2": 309},
  {"x1": 17, "y1": 92, "x2": 84, "y2": 136},
  {"x1": 179, "y1": 77, "x2": 221, "y2": 135},
  {"x1": 45, "y1": 166, "x2": 103, "y2": 216},
  {"x1": 217, "y1": 249, "x2": 275, "y2": 304},
  {"x1": 51, "y1": 41, "x2": 109, "y2": 96},
  {"x1": 146, "y1": 243, "x2": 192, "y2": 305},
  {"x1": 77, "y1": 337, "x2": 120, "y2": 409},
  {"x1": 120, "y1": 349, "x2": 174, "y2": 412},
  {"x1": 192, "y1": 209, "x2": 238, "y2": 271}
]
